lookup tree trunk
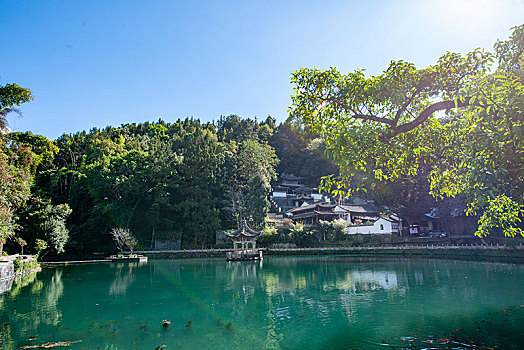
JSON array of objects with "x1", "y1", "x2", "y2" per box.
[
  {"x1": 151, "y1": 226, "x2": 155, "y2": 250},
  {"x1": 126, "y1": 199, "x2": 142, "y2": 228}
]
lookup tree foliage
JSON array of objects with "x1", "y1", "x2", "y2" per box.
[
  {"x1": 0, "y1": 79, "x2": 33, "y2": 253},
  {"x1": 269, "y1": 122, "x2": 338, "y2": 187},
  {"x1": 0, "y1": 150, "x2": 32, "y2": 245},
  {"x1": 225, "y1": 139, "x2": 278, "y2": 228},
  {"x1": 15, "y1": 236, "x2": 26, "y2": 254},
  {"x1": 290, "y1": 25, "x2": 524, "y2": 237},
  {"x1": 17, "y1": 196, "x2": 72, "y2": 255},
  {"x1": 110, "y1": 227, "x2": 138, "y2": 254},
  {"x1": 14, "y1": 116, "x2": 281, "y2": 255},
  {"x1": 0, "y1": 81, "x2": 33, "y2": 127},
  {"x1": 0, "y1": 77, "x2": 337, "y2": 256},
  {"x1": 316, "y1": 219, "x2": 348, "y2": 242}
]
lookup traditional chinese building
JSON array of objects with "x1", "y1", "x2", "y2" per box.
[
  {"x1": 286, "y1": 203, "x2": 379, "y2": 225},
  {"x1": 270, "y1": 174, "x2": 329, "y2": 212},
  {"x1": 347, "y1": 216, "x2": 400, "y2": 235},
  {"x1": 225, "y1": 221, "x2": 263, "y2": 261}
]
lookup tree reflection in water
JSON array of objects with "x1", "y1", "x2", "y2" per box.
[
  {"x1": 1, "y1": 258, "x2": 522, "y2": 349},
  {"x1": 109, "y1": 262, "x2": 137, "y2": 296},
  {"x1": 0, "y1": 269, "x2": 63, "y2": 349}
]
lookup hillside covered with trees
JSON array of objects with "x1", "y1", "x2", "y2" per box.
[
  {"x1": 0, "y1": 100, "x2": 340, "y2": 259},
  {"x1": 0, "y1": 112, "x2": 282, "y2": 256}
]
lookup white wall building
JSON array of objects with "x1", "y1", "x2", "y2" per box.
[{"x1": 347, "y1": 217, "x2": 399, "y2": 235}]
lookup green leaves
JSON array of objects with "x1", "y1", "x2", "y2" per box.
[
  {"x1": 476, "y1": 195, "x2": 524, "y2": 238},
  {"x1": 17, "y1": 196, "x2": 72, "y2": 255},
  {"x1": 290, "y1": 25, "x2": 524, "y2": 237},
  {"x1": 0, "y1": 79, "x2": 34, "y2": 250},
  {"x1": 0, "y1": 82, "x2": 33, "y2": 117}
]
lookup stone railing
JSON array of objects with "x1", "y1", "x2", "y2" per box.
[
  {"x1": 266, "y1": 244, "x2": 524, "y2": 252},
  {"x1": 136, "y1": 243, "x2": 523, "y2": 255}
]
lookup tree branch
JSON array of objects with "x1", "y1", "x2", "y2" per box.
[
  {"x1": 351, "y1": 113, "x2": 396, "y2": 125},
  {"x1": 330, "y1": 100, "x2": 396, "y2": 125},
  {"x1": 392, "y1": 83, "x2": 426, "y2": 125},
  {"x1": 382, "y1": 97, "x2": 477, "y2": 140}
]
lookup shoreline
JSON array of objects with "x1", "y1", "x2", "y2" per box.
[{"x1": 40, "y1": 245, "x2": 524, "y2": 265}]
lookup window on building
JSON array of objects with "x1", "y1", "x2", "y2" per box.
[{"x1": 380, "y1": 224, "x2": 384, "y2": 230}]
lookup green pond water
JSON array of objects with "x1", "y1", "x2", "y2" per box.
[{"x1": 1, "y1": 256, "x2": 523, "y2": 350}]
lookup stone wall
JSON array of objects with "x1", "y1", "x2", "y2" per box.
[
  {"x1": 0, "y1": 255, "x2": 40, "y2": 294},
  {"x1": 0, "y1": 260, "x2": 15, "y2": 294},
  {"x1": 0, "y1": 260, "x2": 15, "y2": 280}
]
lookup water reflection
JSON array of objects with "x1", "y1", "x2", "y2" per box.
[
  {"x1": 246, "y1": 258, "x2": 403, "y2": 296},
  {"x1": 0, "y1": 272, "x2": 39, "y2": 296},
  {"x1": 0, "y1": 277, "x2": 14, "y2": 295},
  {"x1": 109, "y1": 263, "x2": 137, "y2": 296},
  {"x1": 1, "y1": 257, "x2": 523, "y2": 349},
  {"x1": 0, "y1": 269, "x2": 63, "y2": 349},
  {"x1": 216, "y1": 257, "x2": 523, "y2": 349},
  {"x1": 219, "y1": 257, "x2": 410, "y2": 341}
]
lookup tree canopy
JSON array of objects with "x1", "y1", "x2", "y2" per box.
[
  {"x1": 290, "y1": 25, "x2": 524, "y2": 237},
  {"x1": 0, "y1": 81, "x2": 33, "y2": 128},
  {"x1": 10, "y1": 116, "x2": 283, "y2": 255},
  {"x1": 0, "y1": 80, "x2": 34, "y2": 253}
]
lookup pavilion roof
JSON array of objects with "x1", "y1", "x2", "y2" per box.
[{"x1": 225, "y1": 221, "x2": 262, "y2": 240}]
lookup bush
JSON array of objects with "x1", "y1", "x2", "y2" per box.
[
  {"x1": 290, "y1": 223, "x2": 319, "y2": 247},
  {"x1": 314, "y1": 219, "x2": 348, "y2": 242},
  {"x1": 110, "y1": 227, "x2": 138, "y2": 254},
  {"x1": 258, "y1": 226, "x2": 280, "y2": 246},
  {"x1": 13, "y1": 256, "x2": 40, "y2": 276}
]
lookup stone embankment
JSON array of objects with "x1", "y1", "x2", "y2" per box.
[
  {"x1": 0, "y1": 255, "x2": 40, "y2": 294},
  {"x1": 132, "y1": 243, "x2": 524, "y2": 260},
  {"x1": 40, "y1": 244, "x2": 524, "y2": 265},
  {"x1": 0, "y1": 258, "x2": 15, "y2": 293}
]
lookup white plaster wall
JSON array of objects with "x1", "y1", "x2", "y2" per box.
[{"x1": 347, "y1": 218, "x2": 394, "y2": 235}]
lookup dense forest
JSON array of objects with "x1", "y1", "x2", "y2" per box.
[{"x1": 0, "y1": 107, "x2": 337, "y2": 258}]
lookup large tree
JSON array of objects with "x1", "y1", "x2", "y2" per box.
[
  {"x1": 0, "y1": 79, "x2": 34, "y2": 253},
  {"x1": 225, "y1": 139, "x2": 278, "y2": 228},
  {"x1": 290, "y1": 25, "x2": 524, "y2": 237}
]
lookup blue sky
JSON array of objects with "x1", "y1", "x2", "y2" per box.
[{"x1": 1, "y1": 0, "x2": 523, "y2": 139}]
